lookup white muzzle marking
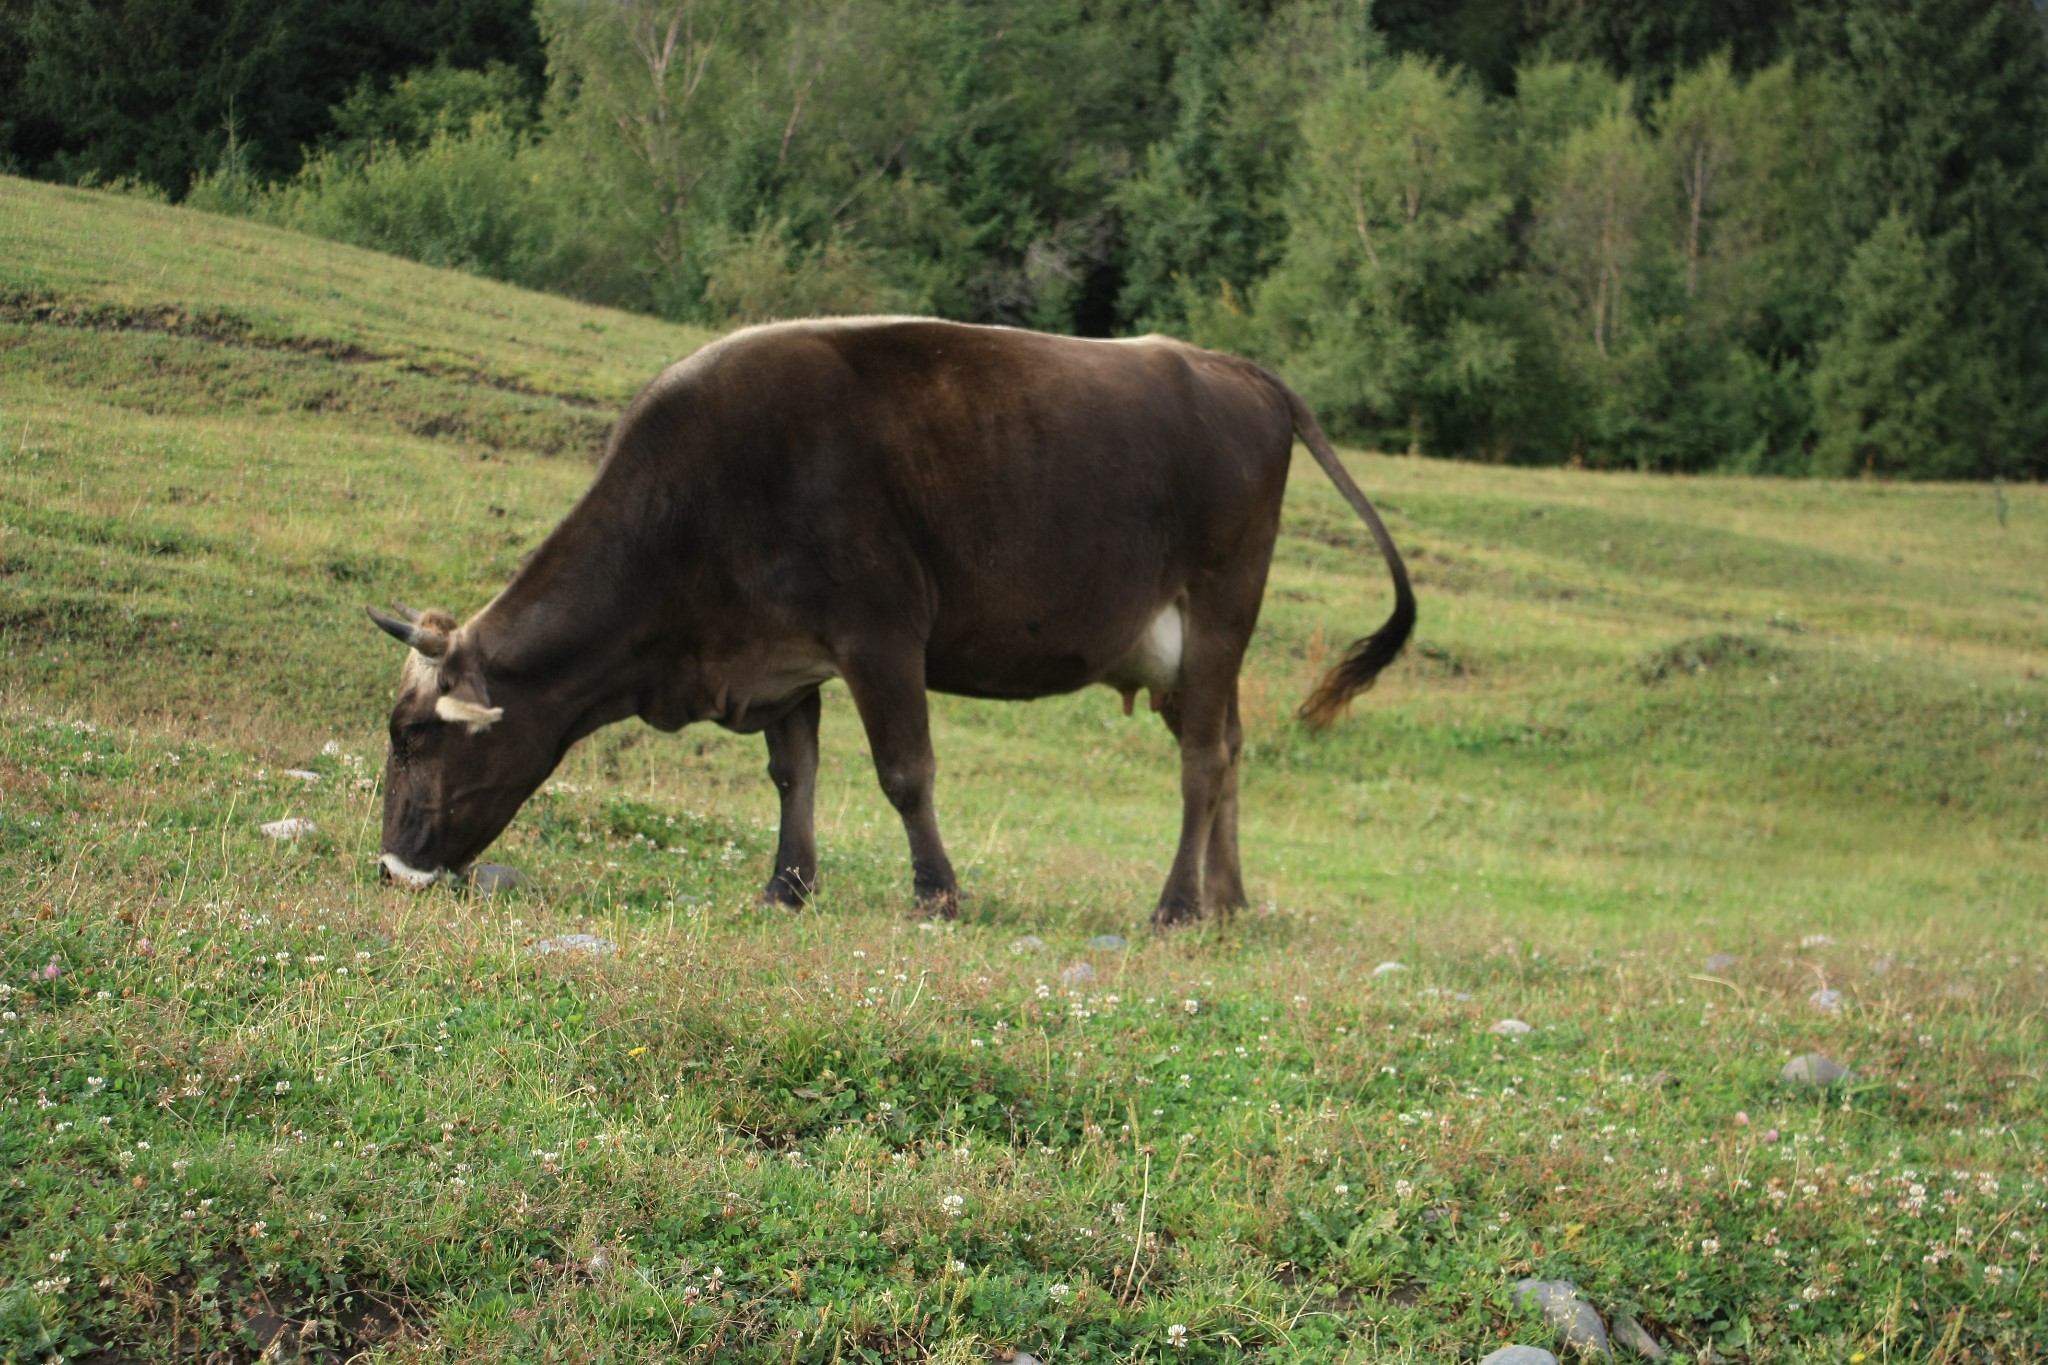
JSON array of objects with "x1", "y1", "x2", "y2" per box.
[{"x1": 380, "y1": 853, "x2": 442, "y2": 888}]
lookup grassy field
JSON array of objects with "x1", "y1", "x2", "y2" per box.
[{"x1": 1, "y1": 174, "x2": 2044, "y2": 1364}]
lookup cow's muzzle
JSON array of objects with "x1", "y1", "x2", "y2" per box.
[{"x1": 379, "y1": 853, "x2": 444, "y2": 889}]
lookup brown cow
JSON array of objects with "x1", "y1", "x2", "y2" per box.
[{"x1": 368, "y1": 318, "x2": 1412, "y2": 924}]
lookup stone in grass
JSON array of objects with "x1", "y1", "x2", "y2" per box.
[
  {"x1": 469, "y1": 864, "x2": 524, "y2": 896},
  {"x1": 1480, "y1": 1349, "x2": 1561, "y2": 1365},
  {"x1": 1703, "y1": 952, "x2": 1739, "y2": 974},
  {"x1": 283, "y1": 768, "x2": 321, "y2": 784},
  {"x1": 1611, "y1": 1316, "x2": 1668, "y2": 1361},
  {"x1": 1513, "y1": 1279, "x2": 1610, "y2": 1357},
  {"x1": 1060, "y1": 960, "x2": 1097, "y2": 986},
  {"x1": 1490, "y1": 1018, "x2": 1534, "y2": 1037},
  {"x1": 1009, "y1": 1354, "x2": 1044, "y2": 1365},
  {"x1": 1372, "y1": 961, "x2": 1407, "y2": 977},
  {"x1": 534, "y1": 933, "x2": 615, "y2": 957},
  {"x1": 1011, "y1": 935, "x2": 1047, "y2": 953},
  {"x1": 1087, "y1": 934, "x2": 1129, "y2": 951},
  {"x1": 1809, "y1": 988, "x2": 1844, "y2": 1013},
  {"x1": 259, "y1": 817, "x2": 316, "y2": 840},
  {"x1": 1780, "y1": 1053, "x2": 1854, "y2": 1087}
]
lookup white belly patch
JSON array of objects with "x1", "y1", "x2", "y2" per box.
[{"x1": 1107, "y1": 601, "x2": 1185, "y2": 694}]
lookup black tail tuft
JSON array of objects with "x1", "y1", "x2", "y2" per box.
[
  {"x1": 1297, "y1": 589, "x2": 1416, "y2": 731},
  {"x1": 1250, "y1": 366, "x2": 1417, "y2": 731}
]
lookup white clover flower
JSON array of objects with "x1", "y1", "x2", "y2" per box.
[
  {"x1": 1700, "y1": 1238, "x2": 1720, "y2": 1255},
  {"x1": 1167, "y1": 1323, "x2": 1188, "y2": 1349},
  {"x1": 941, "y1": 1194, "x2": 965, "y2": 1217},
  {"x1": 1047, "y1": 1282, "x2": 1071, "y2": 1301},
  {"x1": 1182, "y1": 998, "x2": 1199, "y2": 1015}
]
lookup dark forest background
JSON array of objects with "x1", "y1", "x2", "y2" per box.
[{"x1": 5, "y1": 0, "x2": 2046, "y2": 477}]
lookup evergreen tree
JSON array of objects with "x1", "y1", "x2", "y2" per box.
[
  {"x1": 6, "y1": 0, "x2": 543, "y2": 193},
  {"x1": 1805, "y1": 0, "x2": 2048, "y2": 474},
  {"x1": 1117, "y1": 0, "x2": 1381, "y2": 333},
  {"x1": 1115, "y1": 0, "x2": 1276, "y2": 332},
  {"x1": 1810, "y1": 212, "x2": 1972, "y2": 477}
]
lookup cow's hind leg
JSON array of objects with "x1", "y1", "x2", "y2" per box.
[
  {"x1": 1153, "y1": 688, "x2": 1248, "y2": 918},
  {"x1": 1205, "y1": 690, "x2": 1248, "y2": 914},
  {"x1": 1153, "y1": 530, "x2": 1270, "y2": 927},
  {"x1": 762, "y1": 689, "x2": 822, "y2": 906},
  {"x1": 840, "y1": 647, "x2": 960, "y2": 919}
]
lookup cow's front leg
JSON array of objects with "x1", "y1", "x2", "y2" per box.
[
  {"x1": 840, "y1": 649, "x2": 959, "y2": 919},
  {"x1": 762, "y1": 689, "x2": 822, "y2": 907}
]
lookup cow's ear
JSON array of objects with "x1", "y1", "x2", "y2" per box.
[
  {"x1": 434, "y1": 659, "x2": 502, "y2": 734},
  {"x1": 435, "y1": 694, "x2": 504, "y2": 734}
]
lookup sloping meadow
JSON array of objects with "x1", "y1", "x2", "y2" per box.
[{"x1": 2, "y1": 178, "x2": 2044, "y2": 1362}]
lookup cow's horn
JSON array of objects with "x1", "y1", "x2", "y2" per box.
[
  {"x1": 366, "y1": 605, "x2": 449, "y2": 657},
  {"x1": 390, "y1": 601, "x2": 424, "y2": 624}
]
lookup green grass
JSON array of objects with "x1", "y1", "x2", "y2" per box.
[{"x1": 1, "y1": 175, "x2": 2044, "y2": 1364}]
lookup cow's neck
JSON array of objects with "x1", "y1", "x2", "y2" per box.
[{"x1": 468, "y1": 479, "x2": 667, "y2": 724}]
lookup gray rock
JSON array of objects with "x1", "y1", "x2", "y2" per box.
[
  {"x1": 259, "y1": 817, "x2": 315, "y2": 840},
  {"x1": 283, "y1": 768, "x2": 321, "y2": 784},
  {"x1": 1703, "y1": 952, "x2": 1739, "y2": 973},
  {"x1": 1372, "y1": 960, "x2": 1407, "y2": 977},
  {"x1": 469, "y1": 863, "x2": 524, "y2": 896},
  {"x1": 1010, "y1": 1354, "x2": 1043, "y2": 1365},
  {"x1": 1611, "y1": 1317, "x2": 1667, "y2": 1361},
  {"x1": 1490, "y1": 1018, "x2": 1534, "y2": 1037},
  {"x1": 1010, "y1": 935, "x2": 1046, "y2": 953},
  {"x1": 533, "y1": 933, "x2": 615, "y2": 957},
  {"x1": 1809, "y1": 988, "x2": 1844, "y2": 1013},
  {"x1": 1059, "y1": 960, "x2": 1097, "y2": 986},
  {"x1": 1780, "y1": 1053, "x2": 1854, "y2": 1086},
  {"x1": 1480, "y1": 1349, "x2": 1561, "y2": 1365},
  {"x1": 1513, "y1": 1278, "x2": 1610, "y2": 1357},
  {"x1": 1086, "y1": 934, "x2": 1129, "y2": 951}
]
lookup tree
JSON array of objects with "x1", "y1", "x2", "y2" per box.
[
  {"x1": 1656, "y1": 53, "x2": 1740, "y2": 298},
  {"x1": 6, "y1": 0, "x2": 543, "y2": 192},
  {"x1": 1250, "y1": 55, "x2": 1517, "y2": 454},
  {"x1": 1810, "y1": 212, "x2": 1972, "y2": 477},
  {"x1": 1532, "y1": 92, "x2": 1655, "y2": 361},
  {"x1": 1802, "y1": 0, "x2": 2048, "y2": 474},
  {"x1": 1118, "y1": 0, "x2": 1380, "y2": 333}
]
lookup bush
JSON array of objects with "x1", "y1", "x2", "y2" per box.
[{"x1": 259, "y1": 113, "x2": 567, "y2": 287}]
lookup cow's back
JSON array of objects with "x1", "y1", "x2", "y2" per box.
[{"x1": 615, "y1": 318, "x2": 1297, "y2": 698}]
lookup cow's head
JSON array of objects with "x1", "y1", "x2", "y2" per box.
[{"x1": 368, "y1": 603, "x2": 552, "y2": 888}]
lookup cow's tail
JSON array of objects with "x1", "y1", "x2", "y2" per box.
[{"x1": 1265, "y1": 374, "x2": 1416, "y2": 731}]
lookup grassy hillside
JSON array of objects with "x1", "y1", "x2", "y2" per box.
[{"x1": 1, "y1": 176, "x2": 2043, "y2": 1364}]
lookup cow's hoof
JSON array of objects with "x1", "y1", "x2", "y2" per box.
[
  {"x1": 915, "y1": 885, "x2": 960, "y2": 921},
  {"x1": 762, "y1": 874, "x2": 812, "y2": 909},
  {"x1": 1151, "y1": 898, "x2": 1202, "y2": 929}
]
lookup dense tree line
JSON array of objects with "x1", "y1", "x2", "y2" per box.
[{"x1": 5, "y1": 0, "x2": 2045, "y2": 477}]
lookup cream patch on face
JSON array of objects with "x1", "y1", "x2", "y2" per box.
[{"x1": 435, "y1": 695, "x2": 504, "y2": 734}]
